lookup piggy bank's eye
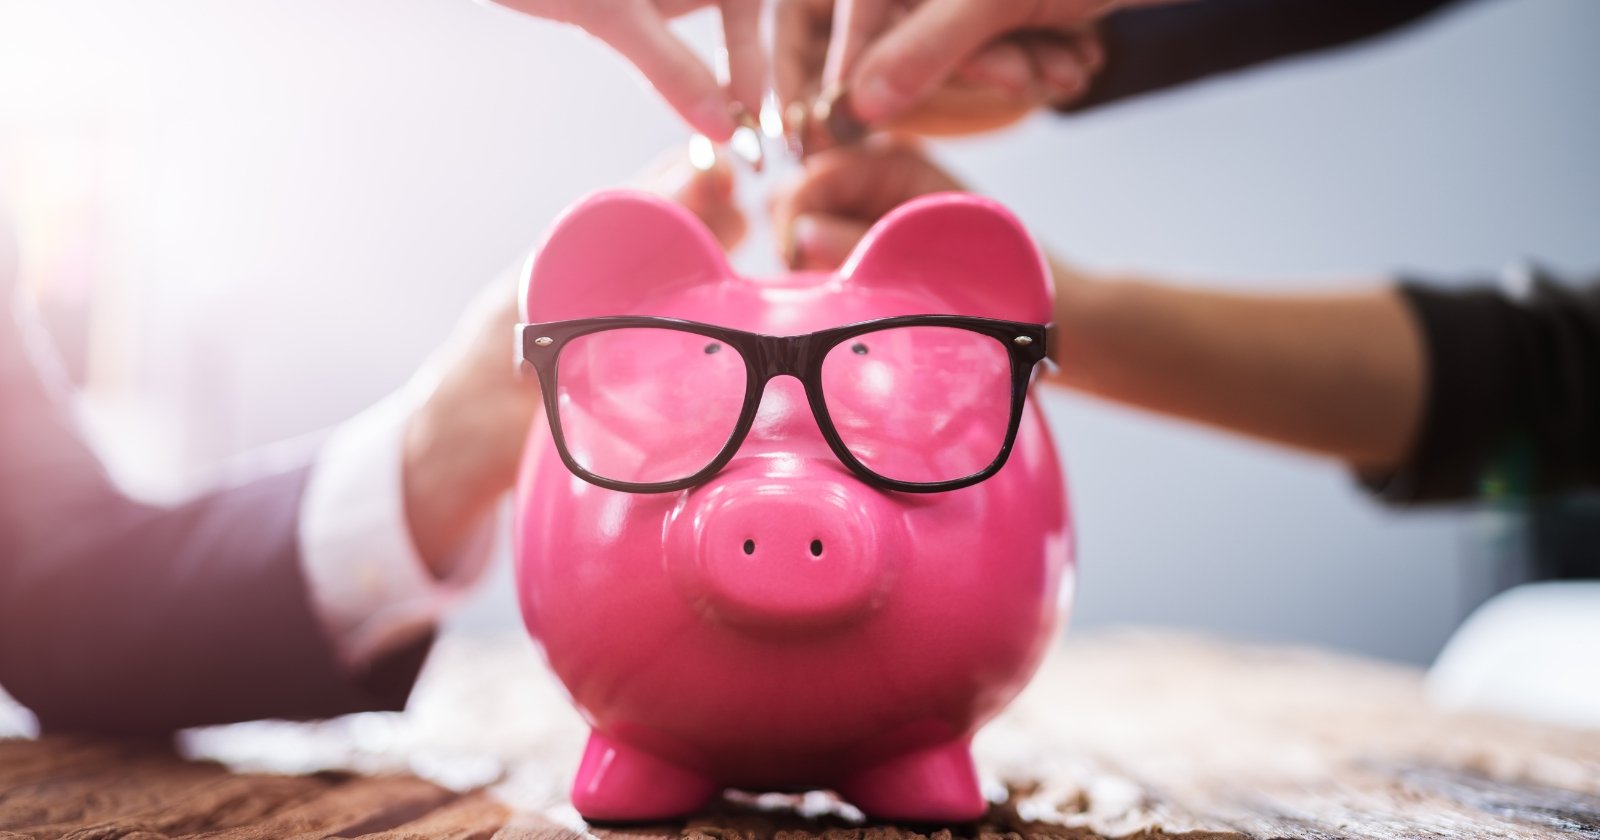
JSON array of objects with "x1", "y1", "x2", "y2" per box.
[
  {"x1": 851, "y1": 342, "x2": 870, "y2": 356},
  {"x1": 704, "y1": 343, "x2": 722, "y2": 355}
]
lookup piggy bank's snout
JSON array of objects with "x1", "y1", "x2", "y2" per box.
[{"x1": 668, "y1": 477, "x2": 895, "y2": 630}]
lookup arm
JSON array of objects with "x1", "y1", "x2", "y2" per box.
[
  {"x1": 777, "y1": 142, "x2": 1600, "y2": 503},
  {"x1": 297, "y1": 274, "x2": 523, "y2": 667},
  {"x1": 1066, "y1": 0, "x2": 1474, "y2": 112},
  {"x1": 802, "y1": 0, "x2": 1470, "y2": 138},
  {"x1": 0, "y1": 152, "x2": 740, "y2": 732},
  {"x1": 1052, "y1": 265, "x2": 1425, "y2": 472},
  {"x1": 0, "y1": 289, "x2": 429, "y2": 733},
  {"x1": 1054, "y1": 262, "x2": 1600, "y2": 502},
  {"x1": 0, "y1": 210, "x2": 526, "y2": 733}
]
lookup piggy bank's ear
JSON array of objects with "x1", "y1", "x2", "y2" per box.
[
  {"x1": 840, "y1": 193, "x2": 1052, "y2": 322},
  {"x1": 522, "y1": 189, "x2": 730, "y2": 321}
]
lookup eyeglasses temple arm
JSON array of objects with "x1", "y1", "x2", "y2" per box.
[
  {"x1": 514, "y1": 324, "x2": 538, "y2": 379},
  {"x1": 1039, "y1": 323, "x2": 1061, "y2": 376}
]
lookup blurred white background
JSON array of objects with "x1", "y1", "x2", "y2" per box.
[{"x1": 1, "y1": 0, "x2": 1595, "y2": 664}]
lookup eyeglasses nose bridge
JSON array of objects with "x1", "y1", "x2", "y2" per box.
[
  {"x1": 752, "y1": 333, "x2": 813, "y2": 381},
  {"x1": 741, "y1": 335, "x2": 832, "y2": 443},
  {"x1": 737, "y1": 353, "x2": 835, "y2": 462}
]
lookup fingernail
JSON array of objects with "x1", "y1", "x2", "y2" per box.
[
  {"x1": 851, "y1": 75, "x2": 900, "y2": 123},
  {"x1": 1048, "y1": 77, "x2": 1087, "y2": 106},
  {"x1": 968, "y1": 51, "x2": 1027, "y2": 94},
  {"x1": 690, "y1": 96, "x2": 737, "y2": 142},
  {"x1": 782, "y1": 220, "x2": 801, "y2": 270},
  {"x1": 789, "y1": 215, "x2": 819, "y2": 269},
  {"x1": 1041, "y1": 57, "x2": 1083, "y2": 91}
]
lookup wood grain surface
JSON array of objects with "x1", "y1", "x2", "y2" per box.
[{"x1": 2, "y1": 632, "x2": 1597, "y2": 839}]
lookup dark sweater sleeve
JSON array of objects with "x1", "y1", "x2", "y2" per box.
[
  {"x1": 1365, "y1": 268, "x2": 1600, "y2": 504},
  {"x1": 1064, "y1": 0, "x2": 1475, "y2": 113}
]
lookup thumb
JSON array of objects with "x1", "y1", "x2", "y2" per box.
[{"x1": 846, "y1": 0, "x2": 1022, "y2": 124}]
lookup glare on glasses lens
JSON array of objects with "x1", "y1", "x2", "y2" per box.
[
  {"x1": 534, "y1": 317, "x2": 1036, "y2": 492},
  {"x1": 555, "y1": 327, "x2": 747, "y2": 485},
  {"x1": 820, "y1": 325, "x2": 1014, "y2": 485}
]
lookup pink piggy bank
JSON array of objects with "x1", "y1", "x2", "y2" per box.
[{"x1": 514, "y1": 189, "x2": 1072, "y2": 823}]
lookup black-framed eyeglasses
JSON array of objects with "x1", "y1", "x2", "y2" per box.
[{"x1": 516, "y1": 314, "x2": 1053, "y2": 494}]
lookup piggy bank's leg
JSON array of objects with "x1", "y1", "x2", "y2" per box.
[
  {"x1": 571, "y1": 731, "x2": 718, "y2": 822},
  {"x1": 838, "y1": 739, "x2": 986, "y2": 822}
]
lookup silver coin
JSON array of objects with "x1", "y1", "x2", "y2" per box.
[{"x1": 814, "y1": 86, "x2": 868, "y2": 149}]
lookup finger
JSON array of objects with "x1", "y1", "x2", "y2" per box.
[
  {"x1": 477, "y1": 0, "x2": 576, "y2": 21},
  {"x1": 680, "y1": 157, "x2": 747, "y2": 251},
  {"x1": 1026, "y1": 0, "x2": 1191, "y2": 28},
  {"x1": 789, "y1": 213, "x2": 872, "y2": 270},
  {"x1": 586, "y1": 2, "x2": 737, "y2": 140},
  {"x1": 682, "y1": 162, "x2": 739, "y2": 233},
  {"x1": 1065, "y1": 28, "x2": 1105, "y2": 75},
  {"x1": 1024, "y1": 34, "x2": 1093, "y2": 103},
  {"x1": 889, "y1": 85, "x2": 1035, "y2": 135},
  {"x1": 702, "y1": 203, "x2": 749, "y2": 251},
  {"x1": 641, "y1": 146, "x2": 749, "y2": 250},
  {"x1": 719, "y1": 0, "x2": 767, "y2": 117},
  {"x1": 823, "y1": 0, "x2": 895, "y2": 88},
  {"x1": 954, "y1": 39, "x2": 1034, "y2": 95},
  {"x1": 771, "y1": 146, "x2": 878, "y2": 237},
  {"x1": 848, "y1": 0, "x2": 1029, "y2": 123},
  {"x1": 658, "y1": 0, "x2": 717, "y2": 14},
  {"x1": 772, "y1": 138, "x2": 963, "y2": 235},
  {"x1": 640, "y1": 142, "x2": 737, "y2": 210},
  {"x1": 773, "y1": 0, "x2": 831, "y2": 111}
]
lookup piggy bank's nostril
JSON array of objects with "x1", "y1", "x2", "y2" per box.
[
  {"x1": 743, "y1": 537, "x2": 822, "y2": 557},
  {"x1": 673, "y1": 481, "x2": 891, "y2": 630}
]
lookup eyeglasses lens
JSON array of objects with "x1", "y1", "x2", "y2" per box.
[
  {"x1": 820, "y1": 326, "x2": 1013, "y2": 485},
  {"x1": 555, "y1": 327, "x2": 748, "y2": 485}
]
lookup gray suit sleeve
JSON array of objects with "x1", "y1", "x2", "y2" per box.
[{"x1": 0, "y1": 248, "x2": 429, "y2": 734}]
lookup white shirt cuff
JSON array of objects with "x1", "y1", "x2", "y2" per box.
[{"x1": 298, "y1": 387, "x2": 496, "y2": 667}]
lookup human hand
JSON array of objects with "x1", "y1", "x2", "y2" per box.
[
  {"x1": 401, "y1": 148, "x2": 743, "y2": 575},
  {"x1": 822, "y1": 0, "x2": 1180, "y2": 128},
  {"x1": 770, "y1": 137, "x2": 967, "y2": 269},
  {"x1": 771, "y1": 140, "x2": 1095, "y2": 341},
  {"x1": 776, "y1": 0, "x2": 1105, "y2": 139},
  {"x1": 482, "y1": 0, "x2": 765, "y2": 141},
  {"x1": 634, "y1": 144, "x2": 748, "y2": 251}
]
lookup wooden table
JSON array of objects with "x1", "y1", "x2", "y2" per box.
[{"x1": 3, "y1": 632, "x2": 1598, "y2": 839}]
